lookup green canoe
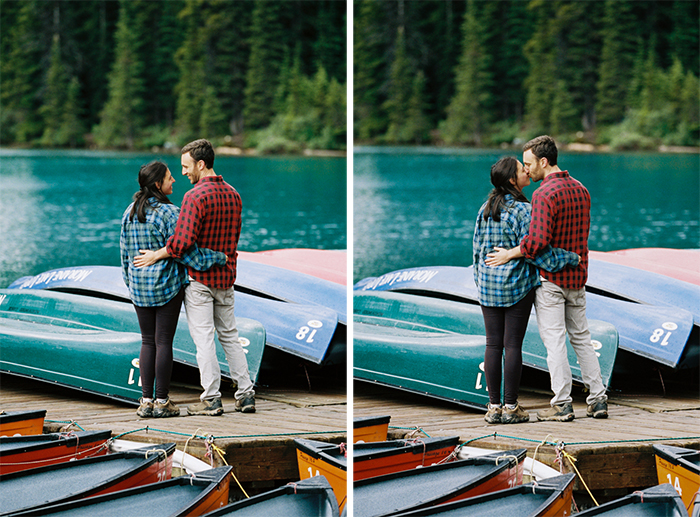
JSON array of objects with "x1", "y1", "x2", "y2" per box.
[
  {"x1": 0, "y1": 289, "x2": 265, "y2": 404},
  {"x1": 354, "y1": 290, "x2": 618, "y2": 409}
]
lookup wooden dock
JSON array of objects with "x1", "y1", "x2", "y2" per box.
[
  {"x1": 0, "y1": 372, "x2": 346, "y2": 498},
  {"x1": 354, "y1": 375, "x2": 700, "y2": 509}
]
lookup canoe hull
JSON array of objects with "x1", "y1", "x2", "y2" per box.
[
  {"x1": 0, "y1": 430, "x2": 112, "y2": 475},
  {"x1": 353, "y1": 415, "x2": 390, "y2": 444},
  {"x1": 574, "y1": 483, "x2": 687, "y2": 516},
  {"x1": 294, "y1": 439, "x2": 348, "y2": 514},
  {"x1": 0, "y1": 410, "x2": 46, "y2": 437},
  {"x1": 354, "y1": 436, "x2": 459, "y2": 481},
  {"x1": 654, "y1": 444, "x2": 700, "y2": 515},
  {"x1": 239, "y1": 249, "x2": 347, "y2": 285}
]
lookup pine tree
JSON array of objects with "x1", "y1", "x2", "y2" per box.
[
  {"x1": 58, "y1": 76, "x2": 85, "y2": 148},
  {"x1": 244, "y1": 0, "x2": 285, "y2": 130},
  {"x1": 441, "y1": 0, "x2": 492, "y2": 145},
  {"x1": 383, "y1": 27, "x2": 414, "y2": 143},
  {"x1": 404, "y1": 70, "x2": 431, "y2": 144},
  {"x1": 93, "y1": 1, "x2": 145, "y2": 149},
  {"x1": 40, "y1": 34, "x2": 69, "y2": 147}
]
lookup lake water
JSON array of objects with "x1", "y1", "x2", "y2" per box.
[
  {"x1": 0, "y1": 149, "x2": 347, "y2": 289},
  {"x1": 353, "y1": 146, "x2": 700, "y2": 282}
]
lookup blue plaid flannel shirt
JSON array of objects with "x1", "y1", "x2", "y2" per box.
[
  {"x1": 473, "y1": 195, "x2": 579, "y2": 307},
  {"x1": 120, "y1": 199, "x2": 227, "y2": 307}
]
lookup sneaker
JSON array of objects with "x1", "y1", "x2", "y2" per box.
[
  {"x1": 187, "y1": 398, "x2": 224, "y2": 416},
  {"x1": 153, "y1": 398, "x2": 180, "y2": 418},
  {"x1": 537, "y1": 403, "x2": 575, "y2": 422},
  {"x1": 136, "y1": 398, "x2": 153, "y2": 418},
  {"x1": 501, "y1": 403, "x2": 530, "y2": 424},
  {"x1": 235, "y1": 395, "x2": 256, "y2": 413},
  {"x1": 484, "y1": 405, "x2": 502, "y2": 424},
  {"x1": 586, "y1": 400, "x2": 608, "y2": 419}
]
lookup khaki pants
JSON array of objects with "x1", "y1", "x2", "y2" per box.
[
  {"x1": 184, "y1": 280, "x2": 254, "y2": 402},
  {"x1": 535, "y1": 278, "x2": 607, "y2": 406}
]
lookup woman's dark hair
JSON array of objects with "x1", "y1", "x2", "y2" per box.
[
  {"x1": 482, "y1": 156, "x2": 529, "y2": 222},
  {"x1": 130, "y1": 161, "x2": 172, "y2": 223}
]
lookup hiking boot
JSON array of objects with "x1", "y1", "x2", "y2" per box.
[
  {"x1": 484, "y1": 405, "x2": 502, "y2": 424},
  {"x1": 501, "y1": 403, "x2": 530, "y2": 424},
  {"x1": 235, "y1": 395, "x2": 256, "y2": 414},
  {"x1": 136, "y1": 398, "x2": 153, "y2": 418},
  {"x1": 586, "y1": 399, "x2": 608, "y2": 419},
  {"x1": 153, "y1": 398, "x2": 180, "y2": 418},
  {"x1": 187, "y1": 398, "x2": 224, "y2": 416},
  {"x1": 537, "y1": 403, "x2": 575, "y2": 422}
]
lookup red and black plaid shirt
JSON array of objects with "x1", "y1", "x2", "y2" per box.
[
  {"x1": 166, "y1": 176, "x2": 241, "y2": 289},
  {"x1": 520, "y1": 170, "x2": 590, "y2": 290}
]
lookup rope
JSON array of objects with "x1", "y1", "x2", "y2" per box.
[
  {"x1": 557, "y1": 444, "x2": 599, "y2": 506},
  {"x1": 205, "y1": 435, "x2": 249, "y2": 499},
  {"x1": 46, "y1": 419, "x2": 86, "y2": 432},
  {"x1": 390, "y1": 425, "x2": 431, "y2": 438}
]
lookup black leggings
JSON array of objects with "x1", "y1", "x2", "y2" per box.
[
  {"x1": 133, "y1": 289, "x2": 185, "y2": 400},
  {"x1": 480, "y1": 289, "x2": 536, "y2": 406}
]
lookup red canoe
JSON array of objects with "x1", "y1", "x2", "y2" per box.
[
  {"x1": 590, "y1": 248, "x2": 700, "y2": 286},
  {"x1": 238, "y1": 249, "x2": 347, "y2": 285},
  {"x1": 0, "y1": 430, "x2": 111, "y2": 475},
  {"x1": 354, "y1": 436, "x2": 460, "y2": 481},
  {"x1": 0, "y1": 410, "x2": 46, "y2": 437},
  {"x1": 353, "y1": 448, "x2": 527, "y2": 517},
  {"x1": 0, "y1": 442, "x2": 176, "y2": 515}
]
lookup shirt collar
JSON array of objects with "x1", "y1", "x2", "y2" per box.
[{"x1": 542, "y1": 170, "x2": 569, "y2": 184}]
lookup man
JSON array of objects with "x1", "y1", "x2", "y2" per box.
[
  {"x1": 486, "y1": 135, "x2": 607, "y2": 422},
  {"x1": 136, "y1": 139, "x2": 255, "y2": 416}
]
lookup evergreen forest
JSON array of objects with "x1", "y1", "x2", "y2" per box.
[
  {"x1": 0, "y1": 0, "x2": 346, "y2": 153},
  {"x1": 354, "y1": 0, "x2": 700, "y2": 150}
]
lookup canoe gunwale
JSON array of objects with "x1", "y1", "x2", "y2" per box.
[
  {"x1": 0, "y1": 410, "x2": 47, "y2": 425},
  {"x1": 293, "y1": 438, "x2": 347, "y2": 471},
  {"x1": 354, "y1": 436, "x2": 460, "y2": 463}
]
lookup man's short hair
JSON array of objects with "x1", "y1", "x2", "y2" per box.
[
  {"x1": 182, "y1": 139, "x2": 215, "y2": 169},
  {"x1": 523, "y1": 135, "x2": 558, "y2": 166}
]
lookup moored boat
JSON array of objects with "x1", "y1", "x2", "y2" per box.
[
  {"x1": 654, "y1": 443, "x2": 700, "y2": 515},
  {"x1": 293, "y1": 438, "x2": 347, "y2": 514},
  {"x1": 354, "y1": 415, "x2": 391, "y2": 443},
  {"x1": 201, "y1": 475, "x2": 340, "y2": 517},
  {"x1": 0, "y1": 430, "x2": 112, "y2": 475},
  {"x1": 354, "y1": 436, "x2": 460, "y2": 480},
  {"x1": 590, "y1": 249, "x2": 700, "y2": 287},
  {"x1": 574, "y1": 483, "x2": 687, "y2": 516},
  {"x1": 352, "y1": 448, "x2": 526, "y2": 517},
  {"x1": 9, "y1": 466, "x2": 232, "y2": 517},
  {"x1": 238, "y1": 249, "x2": 347, "y2": 285},
  {"x1": 0, "y1": 442, "x2": 175, "y2": 515},
  {"x1": 389, "y1": 473, "x2": 576, "y2": 517},
  {"x1": 0, "y1": 410, "x2": 46, "y2": 437}
]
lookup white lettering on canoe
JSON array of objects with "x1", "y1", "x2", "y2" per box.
[
  {"x1": 19, "y1": 268, "x2": 93, "y2": 288},
  {"x1": 361, "y1": 269, "x2": 440, "y2": 290}
]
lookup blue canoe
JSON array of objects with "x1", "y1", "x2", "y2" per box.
[
  {"x1": 574, "y1": 483, "x2": 687, "y2": 516},
  {"x1": 237, "y1": 259, "x2": 347, "y2": 324},
  {"x1": 0, "y1": 288, "x2": 265, "y2": 403},
  {"x1": 201, "y1": 475, "x2": 340, "y2": 517},
  {"x1": 9, "y1": 266, "x2": 341, "y2": 365},
  {"x1": 355, "y1": 265, "x2": 694, "y2": 370}
]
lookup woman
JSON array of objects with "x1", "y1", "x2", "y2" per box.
[
  {"x1": 120, "y1": 161, "x2": 226, "y2": 418},
  {"x1": 473, "y1": 156, "x2": 578, "y2": 424}
]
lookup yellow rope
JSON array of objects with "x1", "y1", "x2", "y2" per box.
[
  {"x1": 559, "y1": 447, "x2": 599, "y2": 506},
  {"x1": 207, "y1": 436, "x2": 249, "y2": 499}
]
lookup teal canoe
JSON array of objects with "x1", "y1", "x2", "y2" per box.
[
  {"x1": 354, "y1": 291, "x2": 618, "y2": 409},
  {"x1": 201, "y1": 475, "x2": 340, "y2": 517},
  {"x1": 0, "y1": 289, "x2": 265, "y2": 404},
  {"x1": 573, "y1": 483, "x2": 687, "y2": 516}
]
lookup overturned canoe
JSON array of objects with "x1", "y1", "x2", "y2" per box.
[
  {"x1": 354, "y1": 436, "x2": 460, "y2": 480},
  {"x1": 0, "y1": 410, "x2": 46, "y2": 437},
  {"x1": 0, "y1": 288, "x2": 265, "y2": 403},
  {"x1": 239, "y1": 249, "x2": 347, "y2": 286},
  {"x1": 353, "y1": 448, "x2": 526, "y2": 517},
  {"x1": 590, "y1": 249, "x2": 700, "y2": 287},
  {"x1": 0, "y1": 442, "x2": 175, "y2": 515},
  {"x1": 574, "y1": 483, "x2": 687, "y2": 516},
  {"x1": 354, "y1": 415, "x2": 390, "y2": 443},
  {"x1": 294, "y1": 439, "x2": 347, "y2": 514},
  {"x1": 201, "y1": 475, "x2": 340, "y2": 517},
  {"x1": 390, "y1": 473, "x2": 576, "y2": 516},
  {"x1": 0, "y1": 430, "x2": 111, "y2": 475},
  {"x1": 10, "y1": 466, "x2": 232, "y2": 517},
  {"x1": 9, "y1": 265, "x2": 341, "y2": 366},
  {"x1": 654, "y1": 443, "x2": 700, "y2": 515}
]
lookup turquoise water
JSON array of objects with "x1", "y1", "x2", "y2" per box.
[
  {"x1": 353, "y1": 147, "x2": 700, "y2": 282},
  {"x1": 0, "y1": 149, "x2": 347, "y2": 288}
]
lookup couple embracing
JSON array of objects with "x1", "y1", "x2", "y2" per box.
[{"x1": 473, "y1": 135, "x2": 608, "y2": 424}]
